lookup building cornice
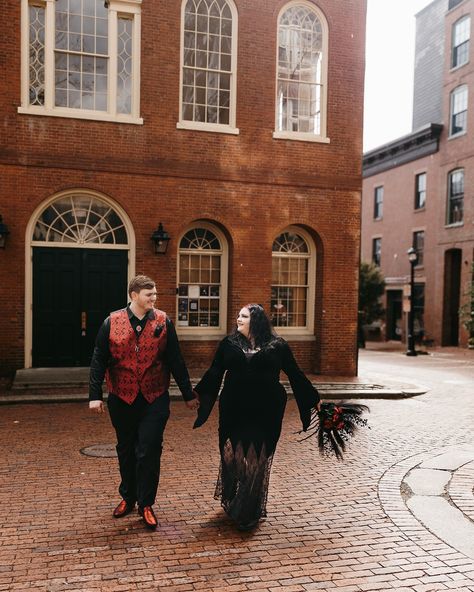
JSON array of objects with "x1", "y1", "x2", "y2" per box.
[{"x1": 363, "y1": 123, "x2": 443, "y2": 178}]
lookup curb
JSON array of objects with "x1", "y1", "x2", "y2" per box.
[{"x1": 0, "y1": 383, "x2": 428, "y2": 405}]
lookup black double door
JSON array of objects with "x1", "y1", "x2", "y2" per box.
[{"x1": 33, "y1": 247, "x2": 128, "y2": 367}]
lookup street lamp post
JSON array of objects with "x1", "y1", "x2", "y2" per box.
[{"x1": 406, "y1": 247, "x2": 418, "y2": 356}]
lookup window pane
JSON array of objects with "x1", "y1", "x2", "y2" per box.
[
  {"x1": 33, "y1": 195, "x2": 127, "y2": 244},
  {"x1": 29, "y1": 4, "x2": 46, "y2": 106},
  {"x1": 178, "y1": 227, "x2": 223, "y2": 328},
  {"x1": 277, "y1": 5, "x2": 324, "y2": 134},
  {"x1": 181, "y1": 0, "x2": 234, "y2": 125},
  {"x1": 53, "y1": 0, "x2": 110, "y2": 112},
  {"x1": 117, "y1": 17, "x2": 133, "y2": 114}
]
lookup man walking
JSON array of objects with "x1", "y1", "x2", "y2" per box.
[{"x1": 89, "y1": 275, "x2": 198, "y2": 530}]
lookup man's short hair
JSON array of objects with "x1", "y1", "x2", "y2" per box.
[{"x1": 128, "y1": 275, "x2": 156, "y2": 297}]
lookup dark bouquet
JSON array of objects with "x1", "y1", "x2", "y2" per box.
[{"x1": 300, "y1": 402, "x2": 370, "y2": 460}]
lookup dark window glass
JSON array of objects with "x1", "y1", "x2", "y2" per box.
[
  {"x1": 413, "y1": 231, "x2": 425, "y2": 266},
  {"x1": 374, "y1": 186, "x2": 383, "y2": 219},
  {"x1": 413, "y1": 283, "x2": 425, "y2": 341},
  {"x1": 447, "y1": 169, "x2": 464, "y2": 224},
  {"x1": 452, "y1": 16, "x2": 470, "y2": 68},
  {"x1": 372, "y1": 237, "x2": 381, "y2": 266},
  {"x1": 415, "y1": 173, "x2": 426, "y2": 209},
  {"x1": 450, "y1": 85, "x2": 468, "y2": 135}
]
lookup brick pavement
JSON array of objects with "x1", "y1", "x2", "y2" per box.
[{"x1": 1, "y1": 351, "x2": 474, "y2": 591}]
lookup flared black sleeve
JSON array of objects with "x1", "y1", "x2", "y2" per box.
[
  {"x1": 281, "y1": 340, "x2": 320, "y2": 431},
  {"x1": 193, "y1": 338, "x2": 227, "y2": 428}
]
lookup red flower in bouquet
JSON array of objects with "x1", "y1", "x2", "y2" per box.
[{"x1": 300, "y1": 402, "x2": 370, "y2": 460}]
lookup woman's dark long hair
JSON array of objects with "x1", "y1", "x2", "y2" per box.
[{"x1": 230, "y1": 304, "x2": 277, "y2": 349}]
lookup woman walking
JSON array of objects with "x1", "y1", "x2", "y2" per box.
[{"x1": 194, "y1": 304, "x2": 320, "y2": 530}]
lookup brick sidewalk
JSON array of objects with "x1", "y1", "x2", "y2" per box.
[{"x1": 1, "y1": 364, "x2": 474, "y2": 592}]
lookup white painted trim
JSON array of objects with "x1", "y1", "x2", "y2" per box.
[
  {"x1": 274, "y1": 0, "x2": 330, "y2": 140},
  {"x1": 24, "y1": 189, "x2": 136, "y2": 368},
  {"x1": 20, "y1": 0, "x2": 31, "y2": 108},
  {"x1": 272, "y1": 225, "x2": 317, "y2": 337},
  {"x1": 19, "y1": 0, "x2": 142, "y2": 124},
  {"x1": 109, "y1": 8, "x2": 119, "y2": 117},
  {"x1": 176, "y1": 121, "x2": 239, "y2": 135},
  {"x1": 275, "y1": 333, "x2": 316, "y2": 341},
  {"x1": 176, "y1": 221, "x2": 228, "y2": 338},
  {"x1": 18, "y1": 105, "x2": 144, "y2": 124},
  {"x1": 272, "y1": 131, "x2": 330, "y2": 143},
  {"x1": 131, "y1": 10, "x2": 141, "y2": 119},
  {"x1": 178, "y1": 0, "x2": 239, "y2": 131}
]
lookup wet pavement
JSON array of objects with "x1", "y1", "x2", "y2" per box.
[{"x1": 1, "y1": 346, "x2": 474, "y2": 591}]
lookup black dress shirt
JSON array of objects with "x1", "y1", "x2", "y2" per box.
[{"x1": 89, "y1": 306, "x2": 194, "y2": 402}]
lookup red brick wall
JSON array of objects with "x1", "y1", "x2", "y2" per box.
[{"x1": 0, "y1": 0, "x2": 367, "y2": 375}]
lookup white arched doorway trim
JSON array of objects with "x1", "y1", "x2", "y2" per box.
[{"x1": 24, "y1": 189, "x2": 136, "y2": 368}]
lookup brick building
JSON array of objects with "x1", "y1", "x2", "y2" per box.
[
  {"x1": 0, "y1": 0, "x2": 366, "y2": 377},
  {"x1": 362, "y1": 0, "x2": 474, "y2": 347}
]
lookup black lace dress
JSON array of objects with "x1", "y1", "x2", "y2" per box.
[{"x1": 193, "y1": 335, "x2": 320, "y2": 528}]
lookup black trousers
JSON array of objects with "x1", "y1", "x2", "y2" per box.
[{"x1": 107, "y1": 391, "x2": 170, "y2": 508}]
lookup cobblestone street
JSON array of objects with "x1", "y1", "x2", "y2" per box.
[{"x1": 1, "y1": 347, "x2": 474, "y2": 592}]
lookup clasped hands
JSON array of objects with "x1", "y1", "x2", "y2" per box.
[{"x1": 89, "y1": 391, "x2": 200, "y2": 413}]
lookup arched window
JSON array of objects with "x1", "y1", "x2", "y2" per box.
[
  {"x1": 274, "y1": 2, "x2": 329, "y2": 143},
  {"x1": 271, "y1": 228, "x2": 316, "y2": 332},
  {"x1": 178, "y1": 0, "x2": 239, "y2": 134},
  {"x1": 177, "y1": 224, "x2": 228, "y2": 333},
  {"x1": 32, "y1": 194, "x2": 128, "y2": 245}
]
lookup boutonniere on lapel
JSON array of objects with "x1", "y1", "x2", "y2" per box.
[{"x1": 154, "y1": 324, "x2": 165, "y2": 338}]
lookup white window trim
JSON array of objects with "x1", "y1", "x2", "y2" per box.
[
  {"x1": 450, "y1": 15, "x2": 470, "y2": 70},
  {"x1": 19, "y1": 0, "x2": 143, "y2": 124},
  {"x1": 274, "y1": 0, "x2": 330, "y2": 144},
  {"x1": 177, "y1": 0, "x2": 239, "y2": 134},
  {"x1": 446, "y1": 168, "x2": 464, "y2": 226},
  {"x1": 176, "y1": 222, "x2": 229, "y2": 338},
  {"x1": 449, "y1": 84, "x2": 468, "y2": 137},
  {"x1": 271, "y1": 225, "x2": 316, "y2": 337},
  {"x1": 176, "y1": 121, "x2": 239, "y2": 135}
]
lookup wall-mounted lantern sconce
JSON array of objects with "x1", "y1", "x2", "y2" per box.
[
  {"x1": 151, "y1": 222, "x2": 170, "y2": 255},
  {"x1": 0, "y1": 216, "x2": 10, "y2": 249}
]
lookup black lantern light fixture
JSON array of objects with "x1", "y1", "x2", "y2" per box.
[
  {"x1": 0, "y1": 215, "x2": 10, "y2": 249},
  {"x1": 151, "y1": 222, "x2": 170, "y2": 255},
  {"x1": 406, "y1": 247, "x2": 419, "y2": 356}
]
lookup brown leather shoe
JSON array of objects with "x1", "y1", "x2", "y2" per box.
[
  {"x1": 113, "y1": 499, "x2": 135, "y2": 518},
  {"x1": 138, "y1": 505, "x2": 158, "y2": 530}
]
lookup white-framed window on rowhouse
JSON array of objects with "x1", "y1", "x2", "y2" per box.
[
  {"x1": 274, "y1": 1, "x2": 329, "y2": 143},
  {"x1": 271, "y1": 228, "x2": 316, "y2": 334},
  {"x1": 449, "y1": 85, "x2": 468, "y2": 136},
  {"x1": 414, "y1": 172, "x2": 426, "y2": 210},
  {"x1": 20, "y1": 0, "x2": 142, "y2": 124},
  {"x1": 374, "y1": 185, "x2": 383, "y2": 219},
  {"x1": 413, "y1": 230, "x2": 425, "y2": 267},
  {"x1": 177, "y1": 224, "x2": 228, "y2": 336},
  {"x1": 447, "y1": 168, "x2": 464, "y2": 225},
  {"x1": 451, "y1": 15, "x2": 470, "y2": 69},
  {"x1": 177, "y1": 0, "x2": 239, "y2": 135},
  {"x1": 372, "y1": 237, "x2": 381, "y2": 267}
]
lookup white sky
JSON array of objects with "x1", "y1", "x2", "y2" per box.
[{"x1": 363, "y1": 0, "x2": 436, "y2": 152}]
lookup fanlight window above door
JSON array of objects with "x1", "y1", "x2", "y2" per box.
[{"x1": 33, "y1": 195, "x2": 128, "y2": 245}]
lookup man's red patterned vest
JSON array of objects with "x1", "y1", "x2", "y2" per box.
[{"x1": 106, "y1": 308, "x2": 170, "y2": 404}]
